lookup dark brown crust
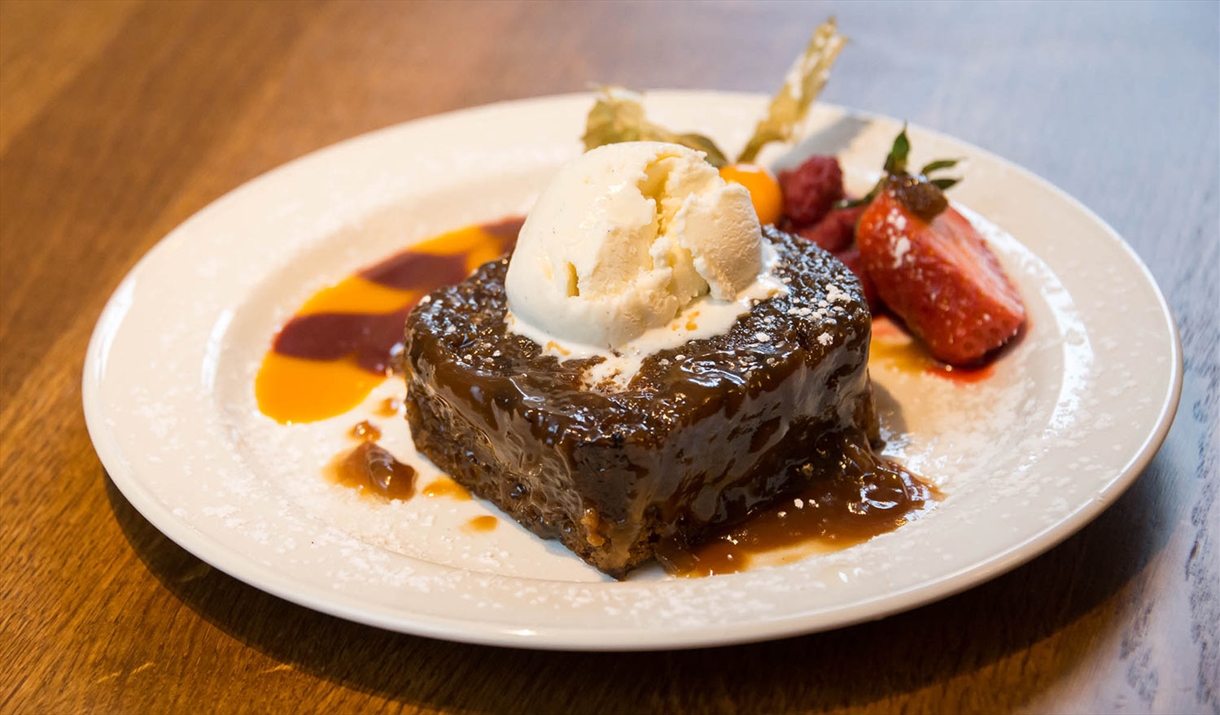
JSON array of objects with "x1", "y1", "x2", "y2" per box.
[{"x1": 403, "y1": 226, "x2": 877, "y2": 577}]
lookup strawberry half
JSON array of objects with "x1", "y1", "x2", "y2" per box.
[
  {"x1": 778, "y1": 156, "x2": 844, "y2": 226},
  {"x1": 857, "y1": 185, "x2": 1025, "y2": 366}
]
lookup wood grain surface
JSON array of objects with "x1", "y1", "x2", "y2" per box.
[{"x1": 2, "y1": 1, "x2": 1216, "y2": 713}]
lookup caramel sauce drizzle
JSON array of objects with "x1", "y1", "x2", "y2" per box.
[
  {"x1": 376, "y1": 396, "x2": 403, "y2": 417},
  {"x1": 329, "y1": 442, "x2": 417, "y2": 501},
  {"x1": 350, "y1": 420, "x2": 381, "y2": 442},
  {"x1": 422, "y1": 476, "x2": 472, "y2": 501},
  {"x1": 462, "y1": 515, "x2": 499, "y2": 533}
]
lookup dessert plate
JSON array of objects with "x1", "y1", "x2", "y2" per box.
[{"x1": 83, "y1": 92, "x2": 1181, "y2": 651}]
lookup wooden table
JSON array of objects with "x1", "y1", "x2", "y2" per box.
[{"x1": 3, "y1": 2, "x2": 1216, "y2": 712}]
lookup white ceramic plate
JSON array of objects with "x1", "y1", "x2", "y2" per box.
[{"x1": 83, "y1": 92, "x2": 1181, "y2": 651}]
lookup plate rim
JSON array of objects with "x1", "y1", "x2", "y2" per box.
[{"x1": 82, "y1": 90, "x2": 1184, "y2": 651}]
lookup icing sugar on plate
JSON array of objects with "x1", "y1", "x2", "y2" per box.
[{"x1": 83, "y1": 92, "x2": 1181, "y2": 650}]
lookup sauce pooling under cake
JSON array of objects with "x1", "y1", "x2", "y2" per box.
[{"x1": 658, "y1": 433, "x2": 937, "y2": 576}]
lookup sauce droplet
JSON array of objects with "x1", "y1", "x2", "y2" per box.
[
  {"x1": 421, "y1": 476, "x2": 472, "y2": 501},
  {"x1": 377, "y1": 396, "x2": 403, "y2": 417},
  {"x1": 350, "y1": 420, "x2": 381, "y2": 442},
  {"x1": 329, "y1": 442, "x2": 416, "y2": 501},
  {"x1": 462, "y1": 515, "x2": 498, "y2": 533}
]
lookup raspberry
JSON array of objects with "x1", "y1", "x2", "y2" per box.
[{"x1": 778, "y1": 156, "x2": 845, "y2": 226}]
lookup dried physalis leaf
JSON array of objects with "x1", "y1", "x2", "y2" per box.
[
  {"x1": 735, "y1": 18, "x2": 848, "y2": 164},
  {"x1": 582, "y1": 85, "x2": 729, "y2": 167}
]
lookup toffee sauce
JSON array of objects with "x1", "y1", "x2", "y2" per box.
[
  {"x1": 350, "y1": 420, "x2": 382, "y2": 442},
  {"x1": 255, "y1": 217, "x2": 523, "y2": 423},
  {"x1": 462, "y1": 515, "x2": 499, "y2": 533},
  {"x1": 266, "y1": 218, "x2": 950, "y2": 576},
  {"x1": 329, "y1": 441, "x2": 417, "y2": 501},
  {"x1": 656, "y1": 442, "x2": 939, "y2": 576},
  {"x1": 377, "y1": 397, "x2": 403, "y2": 417},
  {"x1": 422, "y1": 476, "x2": 472, "y2": 501}
]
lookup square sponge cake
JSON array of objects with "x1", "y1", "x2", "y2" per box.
[{"x1": 403, "y1": 226, "x2": 878, "y2": 578}]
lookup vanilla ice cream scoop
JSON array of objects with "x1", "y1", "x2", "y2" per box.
[{"x1": 505, "y1": 142, "x2": 764, "y2": 350}]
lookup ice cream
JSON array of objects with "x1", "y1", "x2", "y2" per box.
[{"x1": 505, "y1": 142, "x2": 772, "y2": 353}]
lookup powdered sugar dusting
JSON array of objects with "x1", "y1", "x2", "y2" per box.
[
  {"x1": 892, "y1": 236, "x2": 911, "y2": 268},
  {"x1": 84, "y1": 96, "x2": 1180, "y2": 650}
]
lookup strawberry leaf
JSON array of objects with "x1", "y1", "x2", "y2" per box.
[
  {"x1": 839, "y1": 128, "x2": 962, "y2": 213},
  {"x1": 920, "y1": 158, "x2": 960, "y2": 175},
  {"x1": 882, "y1": 127, "x2": 910, "y2": 175}
]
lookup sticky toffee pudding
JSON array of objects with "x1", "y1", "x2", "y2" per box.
[{"x1": 404, "y1": 227, "x2": 897, "y2": 578}]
